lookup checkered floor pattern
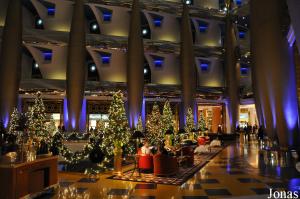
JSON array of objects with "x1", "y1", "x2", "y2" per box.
[{"x1": 40, "y1": 141, "x2": 300, "y2": 199}]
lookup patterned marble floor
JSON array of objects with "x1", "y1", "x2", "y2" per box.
[{"x1": 41, "y1": 138, "x2": 300, "y2": 199}]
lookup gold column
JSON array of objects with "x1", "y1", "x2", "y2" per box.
[
  {"x1": 127, "y1": 0, "x2": 144, "y2": 128},
  {"x1": 224, "y1": 1, "x2": 239, "y2": 133},
  {"x1": 0, "y1": 0, "x2": 22, "y2": 127},
  {"x1": 251, "y1": 0, "x2": 300, "y2": 148},
  {"x1": 66, "y1": 0, "x2": 86, "y2": 131},
  {"x1": 180, "y1": 4, "x2": 197, "y2": 127}
]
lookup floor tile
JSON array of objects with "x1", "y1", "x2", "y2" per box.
[
  {"x1": 76, "y1": 187, "x2": 88, "y2": 194},
  {"x1": 107, "y1": 189, "x2": 130, "y2": 196},
  {"x1": 182, "y1": 196, "x2": 209, "y2": 199},
  {"x1": 77, "y1": 178, "x2": 99, "y2": 183},
  {"x1": 251, "y1": 188, "x2": 270, "y2": 195},
  {"x1": 182, "y1": 183, "x2": 202, "y2": 189},
  {"x1": 237, "y1": 178, "x2": 262, "y2": 183},
  {"x1": 266, "y1": 182, "x2": 288, "y2": 189},
  {"x1": 227, "y1": 171, "x2": 245, "y2": 175},
  {"x1": 59, "y1": 181, "x2": 75, "y2": 187},
  {"x1": 135, "y1": 184, "x2": 157, "y2": 189},
  {"x1": 198, "y1": 179, "x2": 219, "y2": 184},
  {"x1": 130, "y1": 196, "x2": 156, "y2": 199},
  {"x1": 204, "y1": 189, "x2": 231, "y2": 196}
]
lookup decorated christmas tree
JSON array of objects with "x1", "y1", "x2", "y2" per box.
[
  {"x1": 161, "y1": 100, "x2": 173, "y2": 134},
  {"x1": 136, "y1": 116, "x2": 144, "y2": 132},
  {"x1": 146, "y1": 103, "x2": 163, "y2": 146},
  {"x1": 102, "y1": 91, "x2": 131, "y2": 156},
  {"x1": 8, "y1": 108, "x2": 20, "y2": 134},
  {"x1": 198, "y1": 111, "x2": 207, "y2": 136},
  {"x1": 27, "y1": 92, "x2": 48, "y2": 142},
  {"x1": 97, "y1": 120, "x2": 106, "y2": 133},
  {"x1": 185, "y1": 107, "x2": 196, "y2": 140},
  {"x1": 47, "y1": 118, "x2": 57, "y2": 136}
]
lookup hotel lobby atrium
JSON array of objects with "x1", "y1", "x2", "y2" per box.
[{"x1": 1, "y1": 0, "x2": 300, "y2": 198}]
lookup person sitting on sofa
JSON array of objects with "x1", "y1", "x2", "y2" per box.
[
  {"x1": 141, "y1": 139, "x2": 152, "y2": 155},
  {"x1": 157, "y1": 143, "x2": 169, "y2": 156}
]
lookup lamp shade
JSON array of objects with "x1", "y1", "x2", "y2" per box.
[{"x1": 132, "y1": 130, "x2": 145, "y2": 139}]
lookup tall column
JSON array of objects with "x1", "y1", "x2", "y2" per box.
[
  {"x1": 66, "y1": 0, "x2": 86, "y2": 132},
  {"x1": 180, "y1": 4, "x2": 197, "y2": 127},
  {"x1": 287, "y1": 0, "x2": 300, "y2": 54},
  {"x1": 251, "y1": 0, "x2": 300, "y2": 149},
  {"x1": 224, "y1": 1, "x2": 239, "y2": 133},
  {"x1": 127, "y1": 0, "x2": 144, "y2": 128},
  {"x1": 252, "y1": 71, "x2": 264, "y2": 126},
  {"x1": 0, "y1": 0, "x2": 22, "y2": 128}
]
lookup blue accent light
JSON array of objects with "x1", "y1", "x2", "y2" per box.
[
  {"x1": 63, "y1": 98, "x2": 69, "y2": 129},
  {"x1": 153, "y1": 19, "x2": 162, "y2": 27},
  {"x1": 102, "y1": 12, "x2": 112, "y2": 22},
  {"x1": 236, "y1": 0, "x2": 242, "y2": 6},
  {"x1": 198, "y1": 21, "x2": 208, "y2": 33},
  {"x1": 47, "y1": 7, "x2": 55, "y2": 16},
  {"x1": 154, "y1": 59, "x2": 163, "y2": 68},
  {"x1": 101, "y1": 55, "x2": 111, "y2": 64},
  {"x1": 79, "y1": 98, "x2": 87, "y2": 132},
  {"x1": 239, "y1": 31, "x2": 246, "y2": 39},
  {"x1": 200, "y1": 62, "x2": 209, "y2": 71},
  {"x1": 240, "y1": 67, "x2": 248, "y2": 75},
  {"x1": 43, "y1": 51, "x2": 52, "y2": 61}
]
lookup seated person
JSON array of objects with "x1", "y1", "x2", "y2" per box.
[
  {"x1": 158, "y1": 143, "x2": 176, "y2": 156},
  {"x1": 164, "y1": 139, "x2": 175, "y2": 152},
  {"x1": 141, "y1": 140, "x2": 152, "y2": 155}
]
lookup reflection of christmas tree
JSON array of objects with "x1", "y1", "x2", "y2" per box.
[
  {"x1": 198, "y1": 111, "x2": 207, "y2": 135},
  {"x1": 162, "y1": 100, "x2": 173, "y2": 134},
  {"x1": 47, "y1": 118, "x2": 57, "y2": 136},
  {"x1": 8, "y1": 108, "x2": 19, "y2": 134},
  {"x1": 136, "y1": 116, "x2": 144, "y2": 132},
  {"x1": 185, "y1": 107, "x2": 195, "y2": 140},
  {"x1": 27, "y1": 92, "x2": 48, "y2": 141},
  {"x1": 146, "y1": 103, "x2": 163, "y2": 146},
  {"x1": 103, "y1": 91, "x2": 131, "y2": 155},
  {"x1": 185, "y1": 107, "x2": 195, "y2": 134}
]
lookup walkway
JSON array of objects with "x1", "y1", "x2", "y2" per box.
[{"x1": 47, "y1": 139, "x2": 300, "y2": 199}]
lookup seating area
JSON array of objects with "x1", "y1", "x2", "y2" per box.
[{"x1": 108, "y1": 146, "x2": 223, "y2": 185}]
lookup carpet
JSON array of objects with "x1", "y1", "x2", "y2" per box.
[{"x1": 107, "y1": 147, "x2": 224, "y2": 185}]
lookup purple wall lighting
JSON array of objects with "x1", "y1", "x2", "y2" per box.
[
  {"x1": 3, "y1": 112, "x2": 9, "y2": 128},
  {"x1": 63, "y1": 98, "x2": 69, "y2": 129},
  {"x1": 63, "y1": 98, "x2": 87, "y2": 132},
  {"x1": 287, "y1": 26, "x2": 296, "y2": 47},
  {"x1": 79, "y1": 98, "x2": 87, "y2": 132},
  {"x1": 141, "y1": 97, "x2": 146, "y2": 128},
  {"x1": 284, "y1": 46, "x2": 299, "y2": 146}
]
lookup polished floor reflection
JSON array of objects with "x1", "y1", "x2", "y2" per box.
[{"x1": 44, "y1": 137, "x2": 300, "y2": 199}]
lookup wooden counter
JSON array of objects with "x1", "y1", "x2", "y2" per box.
[{"x1": 0, "y1": 156, "x2": 58, "y2": 199}]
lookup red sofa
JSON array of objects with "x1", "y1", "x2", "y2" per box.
[
  {"x1": 197, "y1": 136, "x2": 206, "y2": 145},
  {"x1": 137, "y1": 149, "x2": 153, "y2": 172},
  {"x1": 153, "y1": 154, "x2": 178, "y2": 176},
  {"x1": 138, "y1": 154, "x2": 153, "y2": 172}
]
